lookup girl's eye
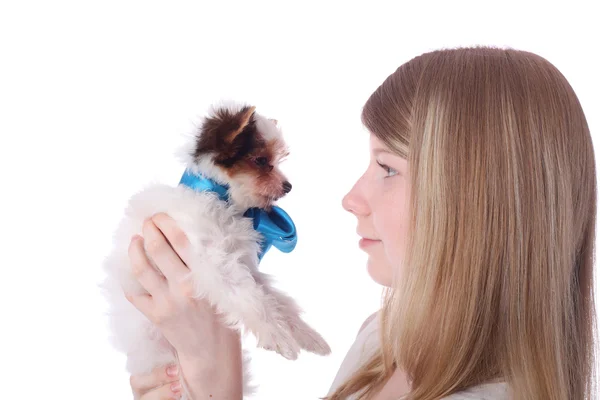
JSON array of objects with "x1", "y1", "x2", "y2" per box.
[{"x1": 377, "y1": 160, "x2": 398, "y2": 177}]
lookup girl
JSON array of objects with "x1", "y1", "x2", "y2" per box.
[{"x1": 125, "y1": 45, "x2": 598, "y2": 399}]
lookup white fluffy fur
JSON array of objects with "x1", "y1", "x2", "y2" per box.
[{"x1": 100, "y1": 105, "x2": 330, "y2": 399}]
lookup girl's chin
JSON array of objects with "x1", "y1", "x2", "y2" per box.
[{"x1": 366, "y1": 258, "x2": 392, "y2": 287}]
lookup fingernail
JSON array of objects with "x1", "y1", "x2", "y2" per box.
[
  {"x1": 167, "y1": 365, "x2": 179, "y2": 376},
  {"x1": 171, "y1": 381, "x2": 181, "y2": 392}
]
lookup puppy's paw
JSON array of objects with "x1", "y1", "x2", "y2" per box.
[
  {"x1": 257, "y1": 328, "x2": 300, "y2": 360},
  {"x1": 292, "y1": 324, "x2": 331, "y2": 356}
]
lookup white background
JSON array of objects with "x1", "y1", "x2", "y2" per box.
[{"x1": 1, "y1": 1, "x2": 598, "y2": 399}]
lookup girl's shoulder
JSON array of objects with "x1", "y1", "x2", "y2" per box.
[
  {"x1": 440, "y1": 381, "x2": 510, "y2": 399},
  {"x1": 357, "y1": 311, "x2": 379, "y2": 336}
]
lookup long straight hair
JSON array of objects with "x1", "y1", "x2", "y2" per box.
[{"x1": 325, "y1": 46, "x2": 598, "y2": 399}]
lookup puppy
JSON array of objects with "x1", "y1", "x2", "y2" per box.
[{"x1": 100, "y1": 103, "x2": 331, "y2": 398}]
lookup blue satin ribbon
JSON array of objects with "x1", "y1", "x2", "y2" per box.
[{"x1": 178, "y1": 169, "x2": 297, "y2": 261}]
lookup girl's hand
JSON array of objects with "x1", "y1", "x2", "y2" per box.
[
  {"x1": 125, "y1": 212, "x2": 243, "y2": 399},
  {"x1": 130, "y1": 364, "x2": 181, "y2": 400},
  {"x1": 125, "y1": 212, "x2": 229, "y2": 357}
]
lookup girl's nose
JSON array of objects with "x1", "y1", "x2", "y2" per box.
[{"x1": 342, "y1": 179, "x2": 370, "y2": 216}]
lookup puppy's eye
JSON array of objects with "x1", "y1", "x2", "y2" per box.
[{"x1": 254, "y1": 157, "x2": 268, "y2": 166}]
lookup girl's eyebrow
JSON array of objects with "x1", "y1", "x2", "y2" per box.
[
  {"x1": 372, "y1": 148, "x2": 394, "y2": 156},
  {"x1": 372, "y1": 149, "x2": 407, "y2": 162},
  {"x1": 372, "y1": 148, "x2": 408, "y2": 167}
]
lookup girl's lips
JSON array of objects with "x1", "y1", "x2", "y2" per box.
[{"x1": 359, "y1": 238, "x2": 381, "y2": 248}]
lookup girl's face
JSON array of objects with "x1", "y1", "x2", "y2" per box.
[{"x1": 342, "y1": 133, "x2": 411, "y2": 287}]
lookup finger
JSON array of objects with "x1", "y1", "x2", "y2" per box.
[
  {"x1": 130, "y1": 364, "x2": 180, "y2": 397},
  {"x1": 151, "y1": 213, "x2": 192, "y2": 267},
  {"x1": 125, "y1": 291, "x2": 154, "y2": 320},
  {"x1": 129, "y1": 235, "x2": 166, "y2": 295},
  {"x1": 142, "y1": 215, "x2": 190, "y2": 281},
  {"x1": 140, "y1": 381, "x2": 182, "y2": 400}
]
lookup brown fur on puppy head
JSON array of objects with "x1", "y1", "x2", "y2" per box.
[
  {"x1": 194, "y1": 105, "x2": 257, "y2": 167},
  {"x1": 192, "y1": 104, "x2": 291, "y2": 210}
]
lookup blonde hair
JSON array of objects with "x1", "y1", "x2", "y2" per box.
[{"x1": 324, "y1": 46, "x2": 598, "y2": 399}]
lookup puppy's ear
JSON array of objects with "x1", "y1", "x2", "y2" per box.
[
  {"x1": 224, "y1": 105, "x2": 256, "y2": 144},
  {"x1": 193, "y1": 104, "x2": 257, "y2": 162}
]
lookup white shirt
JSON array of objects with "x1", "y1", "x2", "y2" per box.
[{"x1": 327, "y1": 313, "x2": 510, "y2": 399}]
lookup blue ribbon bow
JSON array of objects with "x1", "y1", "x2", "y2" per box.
[{"x1": 178, "y1": 169, "x2": 297, "y2": 261}]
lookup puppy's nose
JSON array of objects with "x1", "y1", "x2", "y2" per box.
[{"x1": 282, "y1": 181, "x2": 292, "y2": 194}]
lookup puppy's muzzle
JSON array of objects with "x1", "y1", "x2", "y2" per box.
[{"x1": 282, "y1": 181, "x2": 292, "y2": 194}]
